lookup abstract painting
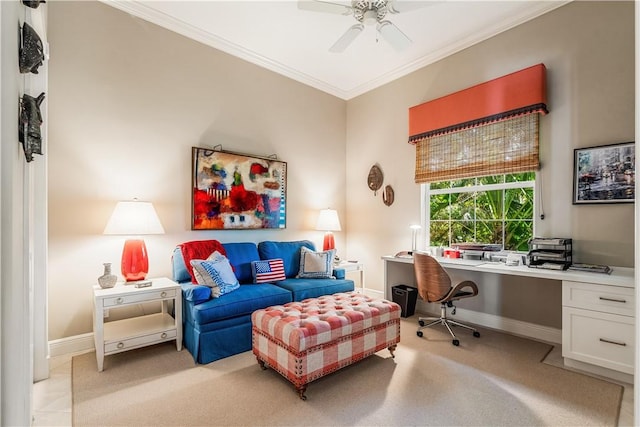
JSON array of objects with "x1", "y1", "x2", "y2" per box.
[
  {"x1": 192, "y1": 147, "x2": 287, "y2": 229},
  {"x1": 573, "y1": 142, "x2": 635, "y2": 204}
]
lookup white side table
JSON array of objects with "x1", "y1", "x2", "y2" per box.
[
  {"x1": 92, "y1": 277, "x2": 182, "y2": 371},
  {"x1": 337, "y1": 261, "x2": 365, "y2": 293}
]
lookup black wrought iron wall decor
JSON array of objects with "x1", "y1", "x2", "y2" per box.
[
  {"x1": 19, "y1": 92, "x2": 45, "y2": 162},
  {"x1": 21, "y1": 0, "x2": 45, "y2": 9},
  {"x1": 19, "y1": 22, "x2": 44, "y2": 74}
]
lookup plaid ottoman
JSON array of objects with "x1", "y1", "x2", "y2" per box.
[{"x1": 251, "y1": 292, "x2": 401, "y2": 400}]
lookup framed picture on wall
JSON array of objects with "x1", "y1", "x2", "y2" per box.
[
  {"x1": 191, "y1": 147, "x2": 287, "y2": 229},
  {"x1": 573, "y1": 141, "x2": 635, "y2": 204}
]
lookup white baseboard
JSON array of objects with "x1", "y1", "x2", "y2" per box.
[
  {"x1": 415, "y1": 306, "x2": 562, "y2": 344},
  {"x1": 49, "y1": 332, "x2": 94, "y2": 358},
  {"x1": 48, "y1": 305, "x2": 561, "y2": 358},
  {"x1": 564, "y1": 357, "x2": 634, "y2": 384}
]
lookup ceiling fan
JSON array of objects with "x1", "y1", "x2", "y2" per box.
[{"x1": 298, "y1": 0, "x2": 428, "y2": 53}]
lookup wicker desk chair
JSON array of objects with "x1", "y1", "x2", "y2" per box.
[{"x1": 413, "y1": 252, "x2": 481, "y2": 346}]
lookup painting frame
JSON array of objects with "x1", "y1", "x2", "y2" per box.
[
  {"x1": 191, "y1": 147, "x2": 287, "y2": 230},
  {"x1": 573, "y1": 141, "x2": 635, "y2": 204}
]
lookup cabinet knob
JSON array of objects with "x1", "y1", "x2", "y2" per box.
[
  {"x1": 161, "y1": 332, "x2": 167, "y2": 339},
  {"x1": 161, "y1": 291, "x2": 167, "y2": 298},
  {"x1": 116, "y1": 297, "x2": 124, "y2": 304},
  {"x1": 117, "y1": 342, "x2": 124, "y2": 349}
]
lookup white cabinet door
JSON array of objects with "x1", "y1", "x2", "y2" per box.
[{"x1": 562, "y1": 307, "x2": 634, "y2": 374}]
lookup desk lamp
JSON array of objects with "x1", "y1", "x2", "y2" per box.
[
  {"x1": 316, "y1": 208, "x2": 341, "y2": 251},
  {"x1": 104, "y1": 199, "x2": 165, "y2": 282},
  {"x1": 409, "y1": 224, "x2": 422, "y2": 254}
]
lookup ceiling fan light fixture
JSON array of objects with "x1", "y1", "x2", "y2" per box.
[{"x1": 362, "y1": 9, "x2": 378, "y2": 25}]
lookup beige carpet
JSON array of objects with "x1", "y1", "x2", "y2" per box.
[{"x1": 73, "y1": 319, "x2": 622, "y2": 426}]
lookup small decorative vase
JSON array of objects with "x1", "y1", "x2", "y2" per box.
[{"x1": 98, "y1": 263, "x2": 117, "y2": 289}]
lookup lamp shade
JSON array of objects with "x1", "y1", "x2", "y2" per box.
[
  {"x1": 104, "y1": 201, "x2": 165, "y2": 235},
  {"x1": 104, "y1": 200, "x2": 164, "y2": 282},
  {"x1": 315, "y1": 209, "x2": 341, "y2": 232}
]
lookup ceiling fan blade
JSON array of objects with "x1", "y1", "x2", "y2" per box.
[
  {"x1": 297, "y1": 0, "x2": 352, "y2": 15},
  {"x1": 388, "y1": 0, "x2": 439, "y2": 14},
  {"x1": 377, "y1": 21, "x2": 412, "y2": 51},
  {"x1": 329, "y1": 24, "x2": 364, "y2": 53}
]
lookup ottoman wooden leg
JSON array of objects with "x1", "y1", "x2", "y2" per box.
[
  {"x1": 257, "y1": 357, "x2": 267, "y2": 370},
  {"x1": 296, "y1": 384, "x2": 307, "y2": 401},
  {"x1": 388, "y1": 344, "x2": 397, "y2": 358}
]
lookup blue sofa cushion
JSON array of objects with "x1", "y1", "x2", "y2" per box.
[
  {"x1": 221, "y1": 242, "x2": 261, "y2": 284},
  {"x1": 180, "y1": 282, "x2": 212, "y2": 305},
  {"x1": 189, "y1": 284, "x2": 292, "y2": 325},
  {"x1": 172, "y1": 248, "x2": 191, "y2": 283},
  {"x1": 273, "y1": 278, "x2": 354, "y2": 301},
  {"x1": 258, "y1": 240, "x2": 315, "y2": 278}
]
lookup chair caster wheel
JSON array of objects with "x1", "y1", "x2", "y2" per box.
[
  {"x1": 418, "y1": 320, "x2": 425, "y2": 327},
  {"x1": 417, "y1": 331, "x2": 423, "y2": 337},
  {"x1": 473, "y1": 331, "x2": 480, "y2": 338},
  {"x1": 452, "y1": 339, "x2": 460, "y2": 346}
]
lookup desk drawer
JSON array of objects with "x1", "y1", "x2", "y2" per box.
[
  {"x1": 562, "y1": 307, "x2": 634, "y2": 374},
  {"x1": 104, "y1": 329, "x2": 177, "y2": 354},
  {"x1": 103, "y1": 289, "x2": 177, "y2": 308},
  {"x1": 562, "y1": 281, "x2": 634, "y2": 316}
]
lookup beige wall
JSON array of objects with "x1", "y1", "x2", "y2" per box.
[
  {"x1": 47, "y1": 1, "x2": 347, "y2": 340},
  {"x1": 345, "y1": 1, "x2": 634, "y2": 326},
  {"x1": 47, "y1": 1, "x2": 634, "y2": 339}
]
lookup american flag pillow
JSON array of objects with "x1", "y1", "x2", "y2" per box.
[{"x1": 251, "y1": 259, "x2": 286, "y2": 283}]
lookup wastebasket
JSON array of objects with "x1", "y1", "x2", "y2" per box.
[{"x1": 391, "y1": 285, "x2": 418, "y2": 318}]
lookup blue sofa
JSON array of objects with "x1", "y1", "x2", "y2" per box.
[{"x1": 172, "y1": 240, "x2": 355, "y2": 364}]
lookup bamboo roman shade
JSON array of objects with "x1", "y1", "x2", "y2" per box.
[{"x1": 409, "y1": 64, "x2": 547, "y2": 183}]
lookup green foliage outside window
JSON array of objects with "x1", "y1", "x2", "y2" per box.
[{"x1": 428, "y1": 173, "x2": 535, "y2": 251}]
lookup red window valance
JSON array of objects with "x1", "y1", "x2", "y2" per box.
[{"x1": 408, "y1": 64, "x2": 548, "y2": 143}]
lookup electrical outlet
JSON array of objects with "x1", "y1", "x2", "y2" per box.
[{"x1": 103, "y1": 309, "x2": 109, "y2": 318}]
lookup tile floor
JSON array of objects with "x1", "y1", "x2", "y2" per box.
[{"x1": 33, "y1": 347, "x2": 634, "y2": 426}]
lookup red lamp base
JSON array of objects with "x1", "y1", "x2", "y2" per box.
[
  {"x1": 323, "y1": 232, "x2": 335, "y2": 251},
  {"x1": 121, "y1": 239, "x2": 149, "y2": 282}
]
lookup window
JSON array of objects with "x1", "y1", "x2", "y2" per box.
[{"x1": 424, "y1": 172, "x2": 535, "y2": 251}]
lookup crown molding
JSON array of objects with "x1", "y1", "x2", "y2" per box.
[
  {"x1": 100, "y1": 1, "x2": 570, "y2": 101},
  {"x1": 100, "y1": 1, "x2": 350, "y2": 99}
]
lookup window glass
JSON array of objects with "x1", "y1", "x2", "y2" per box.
[{"x1": 426, "y1": 173, "x2": 535, "y2": 251}]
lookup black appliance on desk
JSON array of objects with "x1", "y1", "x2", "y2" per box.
[{"x1": 527, "y1": 237, "x2": 572, "y2": 270}]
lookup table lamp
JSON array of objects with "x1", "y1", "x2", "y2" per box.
[
  {"x1": 315, "y1": 208, "x2": 341, "y2": 251},
  {"x1": 103, "y1": 199, "x2": 165, "y2": 282}
]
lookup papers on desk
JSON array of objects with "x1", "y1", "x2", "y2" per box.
[{"x1": 568, "y1": 263, "x2": 612, "y2": 274}]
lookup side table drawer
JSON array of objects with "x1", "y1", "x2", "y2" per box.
[
  {"x1": 103, "y1": 288, "x2": 177, "y2": 307},
  {"x1": 562, "y1": 281, "x2": 634, "y2": 316},
  {"x1": 104, "y1": 329, "x2": 177, "y2": 354},
  {"x1": 562, "y1": 307, "x2": 634, "y2": 374}
]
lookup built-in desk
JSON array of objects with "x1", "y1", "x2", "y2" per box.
[{"x1": 382, "y1": 255, "x2": 635, "y2": 382}]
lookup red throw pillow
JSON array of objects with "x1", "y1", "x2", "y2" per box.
[{"x1": 179, "y1": 240, "x2": 227, "y2": 283}]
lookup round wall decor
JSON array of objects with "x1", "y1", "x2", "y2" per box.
[
  {"x1": 367, "y1": 164, "x2": 383, "y2": 195},
  {"x1": 382, "y1": 185, "x2": 395, "y2": 206}
]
